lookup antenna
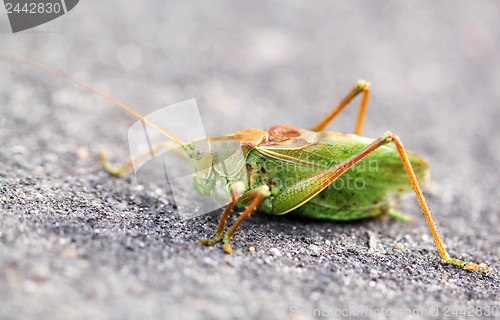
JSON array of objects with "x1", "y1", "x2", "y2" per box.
[{"x1": 0, "y1": 52, "x2": 185, "y2": 149}]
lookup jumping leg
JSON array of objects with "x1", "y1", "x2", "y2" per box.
[
  {"x1": 266, "y1": 131, "x2": 487, "y2": 272},
  {"x1": 311, "y1": 80, "x2": 370, "y2": 135},
  {"x1": 386, "y1": 133, "x2": 487, "y2": 272}
]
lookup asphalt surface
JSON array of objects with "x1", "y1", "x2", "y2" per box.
[{"x1": 1, "y1": 1, "x2": 499, "y2": 320}]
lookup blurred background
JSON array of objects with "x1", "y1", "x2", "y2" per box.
[{"x1": 1, "y1": 1, "x2": 499, "y2": 319}]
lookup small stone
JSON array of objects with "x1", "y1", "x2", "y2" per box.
[
  {"x1": 62, "y1": 248, "x2": 78, "y2": 258},
  {"x1": 268, "y1": 247, "x2": 282, "y2": 257},
  {"x1": 394, "y1": 243, "x2": 405, "y2": 251},
  {"x1": 308, "y1": 244, "x2": 321, "y2": 256},
  {"x1": 367, "y1": 231, "x2": 379, "y2": 250},
  {"x1": 76, "y1": 146, "x2": 89, "y2": 160},
  {"x1": 248, "y1": 246, "x2": 256, "y2": 253}
]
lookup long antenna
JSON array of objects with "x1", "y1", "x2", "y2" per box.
[{"x1": 0, "y1": 52, "x2": 185, "y2": 148}]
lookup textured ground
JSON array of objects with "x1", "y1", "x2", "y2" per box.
[{"x1": 0, "y1": 1, "x2": 499, "y2": 320}]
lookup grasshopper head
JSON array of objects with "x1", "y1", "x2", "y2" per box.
[
  {"x1": 185, "y1": 136, "x2": 247, "y2": 197},
  {"x1": 182, "y1": 139, "x2": 216, "y2": 196}
]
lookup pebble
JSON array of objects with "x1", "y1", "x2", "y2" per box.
[
  {"x1": 394, "y1": 243, "x2": 405, "y2": 251},
  {"x1": 268, "y1": 247, "x2": 282, "y2": 257},
  {"x1": 308, "y1": 244, "x2": 321, "y2": 256},
  {"x1": 367, "y1": 231, "x2": 379, "y2": 250},
  {"x1": 76, "y1": 147, "x2": 89, "y2": 160}
]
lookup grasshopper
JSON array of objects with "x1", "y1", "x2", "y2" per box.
[{"x1": 6, "y1": 54, "x2": 488, "y2": 273}]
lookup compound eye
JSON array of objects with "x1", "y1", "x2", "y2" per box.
[{"x1": 193, "y1": 148, "x2": 204, "y2": 160}]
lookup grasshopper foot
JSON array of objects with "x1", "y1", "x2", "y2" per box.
[
  {"x1": 199, "y1": 235, "x2": 233, "y2": 254},
  {"x1": 442, "y1": 256, "x2": 489, "y2": 273},
  {"x1": 463, "y1": 262, "x2": 489, "y2": 273},
  {"x1": 222, "y1": 235, "x2": 233, "y2": 254},
  {"x1": 198, "y1": 236, "x2": 222, "y2": 246}
]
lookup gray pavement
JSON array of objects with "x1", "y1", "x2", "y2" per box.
[{"x1": 0, "y1": 1, "x2": 499, "y2": 319}]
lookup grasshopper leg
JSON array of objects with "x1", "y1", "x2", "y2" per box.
[
  {"x1": 336, "y1": 131, "x2": 487, "y2": 272},
  {"x1": 198, "y1": 187, "x2": 239, "y2": 246},
  {"x1": 384, "y1": 132, "x2": 488, "y2": 273},
  {"x1": 222, "y1": 185, "x2": 270, "y2": 254},
  {"x1": 199, "y1": 181, "x2": 249, "y2": 247},
  {"x1": 311, "y1": 80, "x2": 370, "y2": 135},
  {"x1": 386, "y1": 208, "x2": 413, "y2": 222},
  {"x1": 351, "y1": 132, "x2": 487, "y2": 272},
  {"x1": 267, "y1": 131, "x2": 487, "y2": 272}
]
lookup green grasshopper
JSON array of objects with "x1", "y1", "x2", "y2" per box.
[{"x1": 8, "y1": 54, "x2": 488, "y2": 273}]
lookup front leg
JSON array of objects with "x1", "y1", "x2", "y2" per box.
[
  {"x1": 198, "y1": 182, "x2": 244, "y2": 246},
  {"x1": 199, "y1": 184, "x2": 270, "y2": 253}
]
